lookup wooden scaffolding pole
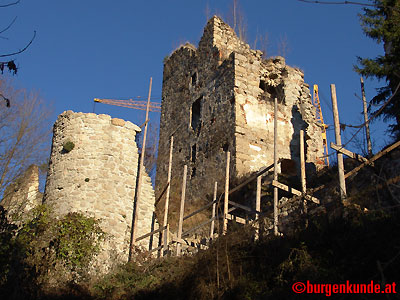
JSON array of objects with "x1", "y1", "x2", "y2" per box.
[
  {"x1": 330, "y1": 84, "x2": 347, "y2": 201},
  {"x1": 300, "y1": 130, "x2": 306, "y2": 193},
  {"x1": 176, "y1": 165, "x2": 187, "y2": 256},
  {"x1": 273, "y1": 97, "x2": 279, "y2": 236},
  {"x1": 300, "y1": 129, "x2": 308, "y2": 227},
  {"x1": 161, "y1": 136, "x2": 173, "y2": 257},
  {"x1": 360, "y1": 77, "x2": 373, "y2": 158},
  {"x1": 210, "y1": 181, "x2": 217, "y2": 238},
  {"x1": 255, "y1": 175, "x2": 261, "y2": 240},
  {"x1": 129, "y1": 77, "x2": 152, "y2": 261},
  {"x1": 223, "y1": 151, "x2": 230, "y2": 235}
]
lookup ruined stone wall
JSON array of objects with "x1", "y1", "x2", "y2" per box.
[
  {"x1": 156, "y1": 16, "x2": 325, "y2": 233},
  {"x1": 156, "y1": 18, "x2": 239, "y2": 232},
  {"x1": 44, "y1": 111, "x2": 158, "y2": 265},
  {"x1": 235, "y1": 54, "x2": 325, "y2": 176},
  {"x1": 1, "y1": 164, "x2": 42, "y2": 218}
]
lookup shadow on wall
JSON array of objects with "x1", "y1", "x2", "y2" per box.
[{"x1": 289, "y1": 105, "x2": 316, "y2": 177}]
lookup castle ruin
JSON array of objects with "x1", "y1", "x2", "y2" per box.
[
  {"x1": 43, "y1": 111, "x2": 158, "y2": 264},
  {"x1": 2, "y1": 16, "x2": 326, "y2": 264},
  {"x1": 155, "y1": 16, "x2": 325, "y2": 229}
]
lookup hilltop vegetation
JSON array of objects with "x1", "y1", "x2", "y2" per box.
[{"x1": 1, "y1": 157, "x2": 400, "y2": 300}]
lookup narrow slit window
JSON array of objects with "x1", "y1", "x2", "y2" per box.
[
  {"x1": 191, "y1": 72, "x2": 197, "y2": 86},
  {"x1": 191, "y1": 144, "x2": 197, "y2": 163},
  {"x1": 191, "y1": 96, "x2": 202, "y2": 130},
  {"x1": 259, "y1": 79, "x2": 267, "y2": 91}
]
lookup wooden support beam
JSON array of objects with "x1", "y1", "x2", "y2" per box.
[
  {"x1": 300, "y1": 130, "x2": 308, "y2": 227},
  {"x1": 255, "y1": 175, "x2": 261, "y2": 240},
  {"x1": 129, "y1": 77, "x2": 153, "y2": 261},
  {"x1": 182, "y1": 216, "x2": 217, "y2": 238},
  {"x1": 361, "y1": 77, "x2": 373, "y2": 158},
  {"x1": 300, "y1": 130, "x2": 306, "y2": 193},
  {"x1": 273, "y1": 97, "x2": 279, "y2": 236},
  {"x1": 176, "y1": 165, "x2": 187, "y2": 256},
  {"x1": 345, "y1": 140, "x2": 400, "y2": 179},
  {"x1": 149, "y1": 244, "x2": 164, "y2": 254},
  {"x1": 330, "y1": 142, "x2": 370, "y2": 164},
  {"x1": 172, "y1": 237, "x2": 209, "y2": 250},
  {"x1": 135, "y1": 225, "x2": 167, "y2": 243},
  {"x1": 210, "y1": 182, "x2": 217, "y2": 238},
  {"x1": 223, "y1": 151, "x2": 230, "y2": 235},
  {"x1": 330, "y1": 84, "x2": 347, "y2": 201},
  {"x1": 162, "y1": 136, "x2": 173, "y2": 257},
  {"x1": 226, "y1": 213, "x2": 246, "y2": 225},
  {"x1": 154, "y1": 181, "x2": 169, "y2": 206},
  {"x1": 183, "y1": 200, "x2": 216, "y2": 221},
  {"x1": 272, "y1": 180, "x2": 320, "y2": 204},
  {"x1": 228, "y1": 207, "x2": 237, "y2": 214},
  {"x1": 228, "y1": 200, "x2": 256, "y2": 214},
  {"x1": 228, "y1": 162, "x2": 275, "y2": 195},
  {"x1": 162, "y1": 223, "x2": 169, "y2": 257}
]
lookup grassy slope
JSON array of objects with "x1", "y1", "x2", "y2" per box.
[{"x1": 89, "y1": 205, "x2": 400, "y2": 300}]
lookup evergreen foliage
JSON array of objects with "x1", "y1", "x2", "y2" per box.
[
  {"x1": 0, "y1": 205, "x2": 105, "y2": 299},
  {"x1": 355, "y1": 0, "x2": 400, "y2": 138}
]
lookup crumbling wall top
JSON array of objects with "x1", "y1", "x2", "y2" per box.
[{"x1": 59, "y1": 110, "x2": 142, "y2": 133}]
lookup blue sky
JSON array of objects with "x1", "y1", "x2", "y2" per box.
[{"x1": 3, "y1": 0, "x2": 393, "y2": 158}]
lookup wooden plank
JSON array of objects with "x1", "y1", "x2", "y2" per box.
[
  {"x1": 183, "y1": 199, "x2": 216, "y2": 221},
  {"x1": 176, "y1": 165, "x2": 187, "y2": 256},
  {"x1": 210, "y1": 182, "x2": 217, "y2": 238},
  {"x1": 228, "y1": 207, "x2": 236, "y2": 213},
  {"x1": 300, "y1": 130, "x2": 306, "y2": 193},
  {"x1": 228, "y1": 162, "x2": 275, "y2": 195},
  {"x1": 273, "y1": 180, "x2": 301, "y2": 196},
  {"x1": 226, "y1": 213, "x2": 246, "y2": 224},
  {"x1": 172, "y1": 237, "x2": 187, "y2": 245},
  {"x1": 130, "y1": 77, "x2": 153, "y2": 262},
  {"x1": 330, "y1": 142, "x2": 369, "y2": 163},
  {"x1": 361, "y1": 77, "x2": 373, "y2": 157},
  {"x1": 300, "y1": 130, "x2": 308, "y2": 225},
  {"x1": 345, "y1": 140, "x2": 400, "y2": 179},
  {"x1": 273, "y1": 97, "x2": 279, "y2": 236},
  {"x1": 162, "y1": 136, "x2": 174, "y2": 257},
  {"x1": 182, "y1": 216, "x2": 217, "y2": 238},
  {"x1": 228, "y1": 200, "x2": 256, "y2": 214},
  {"x1": 136, "y1": 225, "x2": 167, "y2": 242},
  {"x1": 149, "y1": 244, "x2": 164, "y2": 254},
  {"x1": 154, "y1": 181, "x2": 169, "y2": 206},
  {"x1": 256, "y1": 176, "x2": 261, "y2": 214},
  {"x1": 223, "y1": 151, "x2": 230, "y2": 235},
  {"x1": 182, "y1": 206, "x2": 239, "y2": 239},
  {"x1": 175, "y1": 238, "x2": 209, "y2": 248},
  {"x1": 255, "y1": 175, "x2": 261, "y2": 240},
  {"x1": 330, "y1": 84, "x2": 347, "y2": 200},
  {"x1": 162, "y1": 223, "x2": 169, "y2": 257},
  {"x1": 272, "y1": 180, "x2": 320, "y2": 204}
]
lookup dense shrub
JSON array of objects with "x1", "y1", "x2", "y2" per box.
[{"x1": 0, "y1": 204, "x2": 105, "y2": 300}]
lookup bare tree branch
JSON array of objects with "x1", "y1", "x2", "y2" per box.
[
  {"x1": 0, "y1": 30, "x2": 36, "y2": 58},
  {"x1": 296, "y1": 0, "x2": 376, "y2": 7},
  {"x1": 0, "y1": 79, "x2": 52, "y2": 198},
  {"x1": 0, "y1": 93, "x2": 10, "y2": 107},
  {"x1": 0, "y1": 0, "x2": 20, "y2": 8},
  {"x1": 0, "y1": 16, "x2": 16, "y2": 36}
]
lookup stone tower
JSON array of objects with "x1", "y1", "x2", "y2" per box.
[
  {"x1": 44, "y1": 111, "x2": 157, "y2": 265},
  {"x1": 155, "y1": 16, "x2": 324, "y2": 230}
]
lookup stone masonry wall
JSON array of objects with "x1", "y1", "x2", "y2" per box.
[
  {"x1": 156, "y1": 16, "x2": 325, "y2": 234},
  {"x1": 1, "y1": 164, "x2": 42, "y2": 218},
  {"x1": 44, "y1": 111, "x2": 158, "y2": 266},
  {"x1": 234, "y1": 53, "x2": 325, "y2": 176},
  {"x1": 156, "y1": 18, "x2": 237, "y2": 232}
]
